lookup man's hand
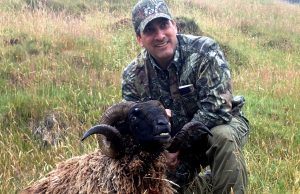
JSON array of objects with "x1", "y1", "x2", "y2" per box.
[
  {"x1": 165, "y1": 109, "x2": 172, "y2": 118},
  {"x1": 164, "y1": 151, "x2": 180, "y2": 170},
  {"x1": 164, "y1": 109, "x2": 179, "y2": 169}
]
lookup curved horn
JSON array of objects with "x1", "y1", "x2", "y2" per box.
[
  {"x1": 81, "y1": 124, "x2": 121, "y2": 141},
  {"x1": 168, "y1": 121, "x2": 212, "y2": 153},
  {"x1": 96, "y1": 101, "x2": 136, "y2": 150},
  {"x1": 100, "y1": 101, "x2": 136, "y2": 125},
  {"x1": 181, "y1": 121, "x2": 212, "y2": 136},
  {"x1": 81, "y1": 124, "x2": 123, "y2": 158}
]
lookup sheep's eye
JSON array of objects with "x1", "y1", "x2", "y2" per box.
[{"x1": 130, "y1": 116, "x2": 137, "y2": 122}]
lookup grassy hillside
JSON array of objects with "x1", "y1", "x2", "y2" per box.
[{"x1": 0, "y1": 0, "x2": 299, "y2": 193}]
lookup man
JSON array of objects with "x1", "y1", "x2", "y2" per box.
[{"x1": 122, "y1": 0, "x2": 250, "y2": 193}]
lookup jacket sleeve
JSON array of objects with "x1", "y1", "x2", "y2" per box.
[
  {"x1": 191, "y1": 41, "x2": 233, "y2": 129},
  {"x1": 121, "y1": 62, "x2": 141, "y2": 102}
]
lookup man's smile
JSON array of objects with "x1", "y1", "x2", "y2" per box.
[{"x1": 154, "y1": 40, "x2": 169, "y2": 48}]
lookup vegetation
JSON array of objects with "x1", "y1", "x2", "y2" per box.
[{"x1": 0, "y1": 0, "x2": 299, "y2": 193}]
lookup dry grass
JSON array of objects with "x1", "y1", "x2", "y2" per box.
[
  {"x1": 234, "y1": 65, "x2": 300, "y2": 98},
  {"x1": 187, "y1": 0, "x2": 300, "y2": 35}
]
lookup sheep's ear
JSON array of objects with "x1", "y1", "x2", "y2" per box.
[{"x1": 81, "y1": 124, "x2": 124, "y2": 158}]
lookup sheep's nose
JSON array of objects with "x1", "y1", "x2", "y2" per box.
[
  {"x1": 156, "y1": 119, "x2": 171, "y2": 133},
  {"x1": 157, "y1": 119, "x2": 169, "y2": 126}
]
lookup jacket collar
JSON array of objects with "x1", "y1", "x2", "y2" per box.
[{"x1": 143, "y1": 43, "x2": 182, "y2": 72}]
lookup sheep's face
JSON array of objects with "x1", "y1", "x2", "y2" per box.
[{"x1": 128, "y1": 100, "x2": 171, "y2": 150}]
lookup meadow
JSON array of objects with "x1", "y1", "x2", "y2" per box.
[{"x1": 0, "y1": 0, "x2": 299, "y2": 193}]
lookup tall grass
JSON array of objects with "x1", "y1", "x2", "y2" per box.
[{"x1": 0, "y1": 0, "x2": 299, "y2": 193}]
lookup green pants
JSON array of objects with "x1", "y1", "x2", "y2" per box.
[
  {"x1": 208, "y1": 116, "x2": 249, "y2": 194},
  {"x1": 185, "y1": 116, "x2": 250, "y2": 194}
]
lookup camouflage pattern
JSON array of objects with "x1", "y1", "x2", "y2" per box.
[
  {"x1": 122, "y1": 34, "x2": 244, "y2": 135},
  {"x1": 132, "y1": 0, "x2": 172, "y2": 34}
]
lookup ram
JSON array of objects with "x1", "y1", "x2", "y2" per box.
[
  {"x1": 21, "y1": 100, "x2": 211, "y2": 194},
  {"x1": 21, "y1": 100, "x2": 175, "y2": 194}
]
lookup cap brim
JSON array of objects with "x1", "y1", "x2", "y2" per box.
[{"x1": 139, "y1": 13, "x2": 172, "y2": 33}]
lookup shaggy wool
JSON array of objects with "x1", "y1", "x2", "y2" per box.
[{"x1": 22, "y1": 149, "x2": 176, "y2": 194}]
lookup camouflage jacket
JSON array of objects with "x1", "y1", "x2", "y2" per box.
[{"x1": 122, "y1": 34, "x2": 244, "y2": 135}]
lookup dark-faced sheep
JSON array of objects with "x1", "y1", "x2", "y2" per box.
[
  {"x1": 21, "y1": 100, "x2": 211, "y2": 194},
  {"x1": 21, "y1": 100, "x2": 174, "y2": 194}
]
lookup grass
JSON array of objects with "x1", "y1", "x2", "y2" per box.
[{"x1": 0, "y1": 0, "x2": 299, "y2": 193}]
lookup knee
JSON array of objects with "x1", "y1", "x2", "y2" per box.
[{"x1": 209, "y1": 124, "x2": 236, "y2": 146}]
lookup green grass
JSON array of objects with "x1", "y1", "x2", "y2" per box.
[{"x1": 0, "y1": 0, "x2": 299, "y2": 193}]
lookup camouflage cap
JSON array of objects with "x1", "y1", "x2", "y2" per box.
[{"x1": 132, "y1": 0, "x2": 172, "y2": 34}]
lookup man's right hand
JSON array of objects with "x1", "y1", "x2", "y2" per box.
[{"x1": 164, "y1": 151, "x2": 180, "y2": 170}]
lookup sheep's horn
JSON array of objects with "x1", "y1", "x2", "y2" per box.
[
  {"x1": 100, "y1": 101, "x2": 136, "y2": 126},
  {"x1": 81, "y1": 124, "x2": 121, "y2": 141},
  {"x1": 81, "y1": 124, "x2": 123, "y2": 158},
  {"x1": 181, "y1": 121, "x2": 212, "y2": 136},
  {"x1": 95, "y1": 101, "x2": 136, "y2": 151},
  {"x1": 168, "y1": 121, "x2": 212, "y2": 153}
]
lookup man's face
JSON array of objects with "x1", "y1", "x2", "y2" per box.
[{"x1": 137, "y1": 18, "x2": 178, "y2": 68}]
